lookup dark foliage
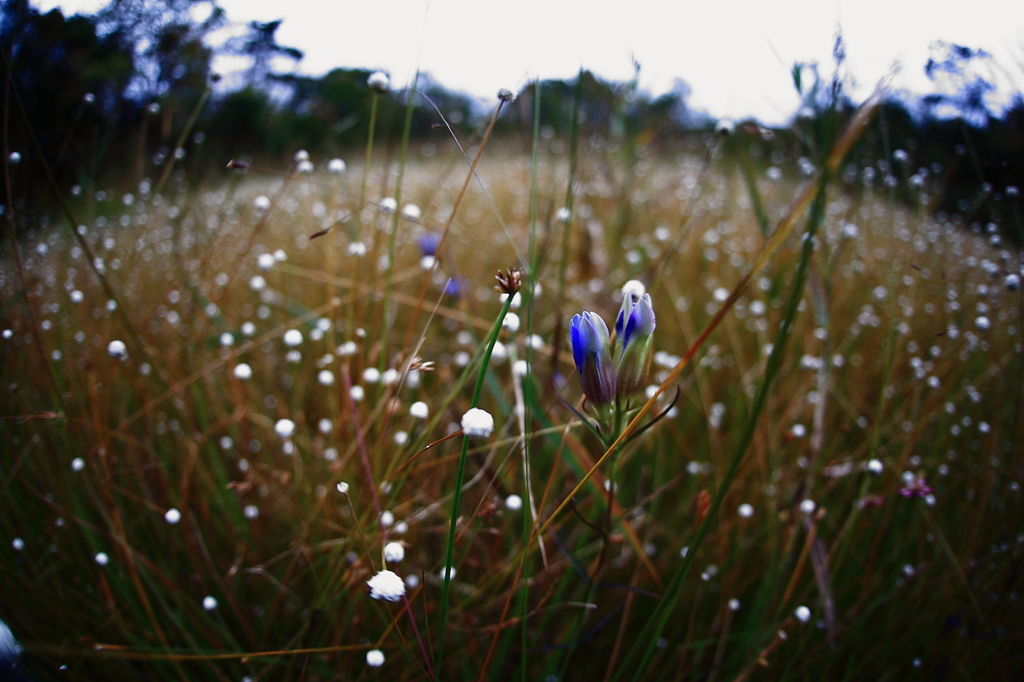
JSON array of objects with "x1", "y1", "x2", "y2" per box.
[{"x1": 1, "y1": 2, "x2": 1021, "y2": 240}]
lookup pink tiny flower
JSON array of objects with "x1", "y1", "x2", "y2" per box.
[{"x1": 900, "y1": 474, "x2": 932, "y2": 499}]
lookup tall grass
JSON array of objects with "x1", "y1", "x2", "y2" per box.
[{"x1": 1, "y1": 71, "x2": 1022, "y2": 682}]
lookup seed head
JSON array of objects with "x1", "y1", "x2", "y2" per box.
[{"x1": 495, "y1": 268, "x2": 523, "y2": 295}]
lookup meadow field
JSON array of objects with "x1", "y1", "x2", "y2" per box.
[{"x1": 1, "y1": 90, "x2": 1023, "y2": 681}]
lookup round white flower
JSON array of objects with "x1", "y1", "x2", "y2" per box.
[
  {"x1": 328, "y1": 158, "x2": 346, "y2": 174},
  {"x1": 367, "y1": 569, "x2": 405, "y2": 602},
  {"x1": 318, "y1": 370, "x2": 335, "y2": 386},
  {"x1": 795, "y1": 605, "x2": 811, "y2": 623},
  {"x1": 363, "y1": 367, "x2": 381, "y2": 383},
  {"x1": 94, "y1": 552, "x2": 109, "y2": 566},
  {"x1": 367, "y1": 72, "x2": 390, "y2": 92},
  {"x1": 621, "y1": 280, "x2": 646, "y2": 298},
  {"x1": 383, "y1": 541, "x2": 405, "y2": 563},
  {"x1": 867, "y1": 459, "x2": 883, "y2": 474},
  {"x1": 71, "y1": 457, "x2": 85, "y2": 472},
  {"x1": 380, "y1": 510, "x2": 394, "y2": 527},
  {"x1": 257, "y1": 253, "x2": 275, "y2": 270},
  {"x1": 253, "y1": 195, "x2": 271, "y2": 212},
  {"x1": 366, "y1": 649, "x2": 385, "y2": 667},
  {"x1": 336, "y1": 482, "x2": 349, "y2": 494},
  {"x1": 505, "y1": 494, "x2": 523, "y2": 511},
  {"x1": 283, "y1": 329, "x2": 303, "y2": 347},
  {"x1": 728, "y1": 598, "x2": 741, "y2": 611},
  {"x1": 512, "y1": 360, "x2": 529, "y2": 378},
  {"x1": 202, "y1": 596, "x2": 217, "y2": 611},
  {"x1": 461, "y1": 408, "x2": 495, "y2": 438},
  {"x1": 274, "y1": 419, "x2": 296, "y2": 439},
  {"x1": 107, "y1": 340, "x2": 127, "y2": 359},
  {"x1": 410, "y1": 401, "x2": 429, "y2": 419},
  {"x1": 500, "y1": 291, "x2": 522, "y2": 308},
  {"x1": 737, "y1": 503, "x2": 754, "y2": 518},
  {"x1": 233, "y1": 363, "x2": 252, "y2": 380},
  {"x1": 502, "y1": 312, "x2": 521, "y2": 333},
  {"x1": 349, "y1": 385, "x2": 365, "y2": 402},
  {"x1": 164, "y1": 508, "x2": 181, "y2": 524},
  {"x1": 799, "y1": 499, "x2": 816, "y2": 515}
]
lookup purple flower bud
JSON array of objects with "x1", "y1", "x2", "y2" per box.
[
  {"x1": 569, "y1": 312, "x2": 615, "y2": 405},
  {"x1": 614, "y1": 292, "x2": 655, "y2": 397},
  {"x1": 418, "y1": 232, "x2": 442, "y2": 257},
  {"x1": 444, "y1": 276, "x2": 466, "y2": 298}
]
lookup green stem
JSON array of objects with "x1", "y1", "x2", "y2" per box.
[{"x1": 435, "y1": 293, "x2": 515, "y2": 678}]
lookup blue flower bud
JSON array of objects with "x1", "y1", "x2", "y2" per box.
[
  {"x1": 418, "y1": 232, "x2": 442, "y2": 257},
  {"x1": 614, "y1": 292, "x2": 655, "y2": 397},
  {"x1": 569, "y1": 311, "x2": 616, "y2": 405}
]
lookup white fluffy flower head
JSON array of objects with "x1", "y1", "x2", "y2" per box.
[
  {"x1": 107, "y1": 340, "x2": 127, "y2": 359},
  {"x1": 621, "y1": 280, "x2": 646, "y2": 298},
  {"x1": 367, "y1": 569, "x2": 405, "y2": 602},
  {"x1": 367, "y1": 72, "x2": 390, "y2": 92},
  {"x1": 383, "y1": 541, "x2": 405, "y2": 563},
  {"x1": 275, "y1": 419, "x2": 296, "y2": 439},
  {"x1": 461, "y1": 408, "x2": 495, "y2": 438}
]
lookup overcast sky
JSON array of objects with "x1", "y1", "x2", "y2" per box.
[{"x1": 33, "y1": 0, "x2": 1024, "y2": 125}]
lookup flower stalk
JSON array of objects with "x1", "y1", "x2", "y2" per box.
[{"x1": 435, "y1": 270, "x2": 520, "y2": 678}]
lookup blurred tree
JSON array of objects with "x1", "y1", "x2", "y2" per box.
[
  {"x1": 233, "y1": 19, "x2": 303, "y2": 88},
  {"x1": 92, "y1": 0, "x2": 224, "y2": 102},
  {"x1": 1, "y1": 0, "x2": 135, "y2": 212}
]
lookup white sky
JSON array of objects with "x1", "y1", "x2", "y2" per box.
[{"x1": 33, "y1": 0, "x2": 1024, "y2": 125}]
